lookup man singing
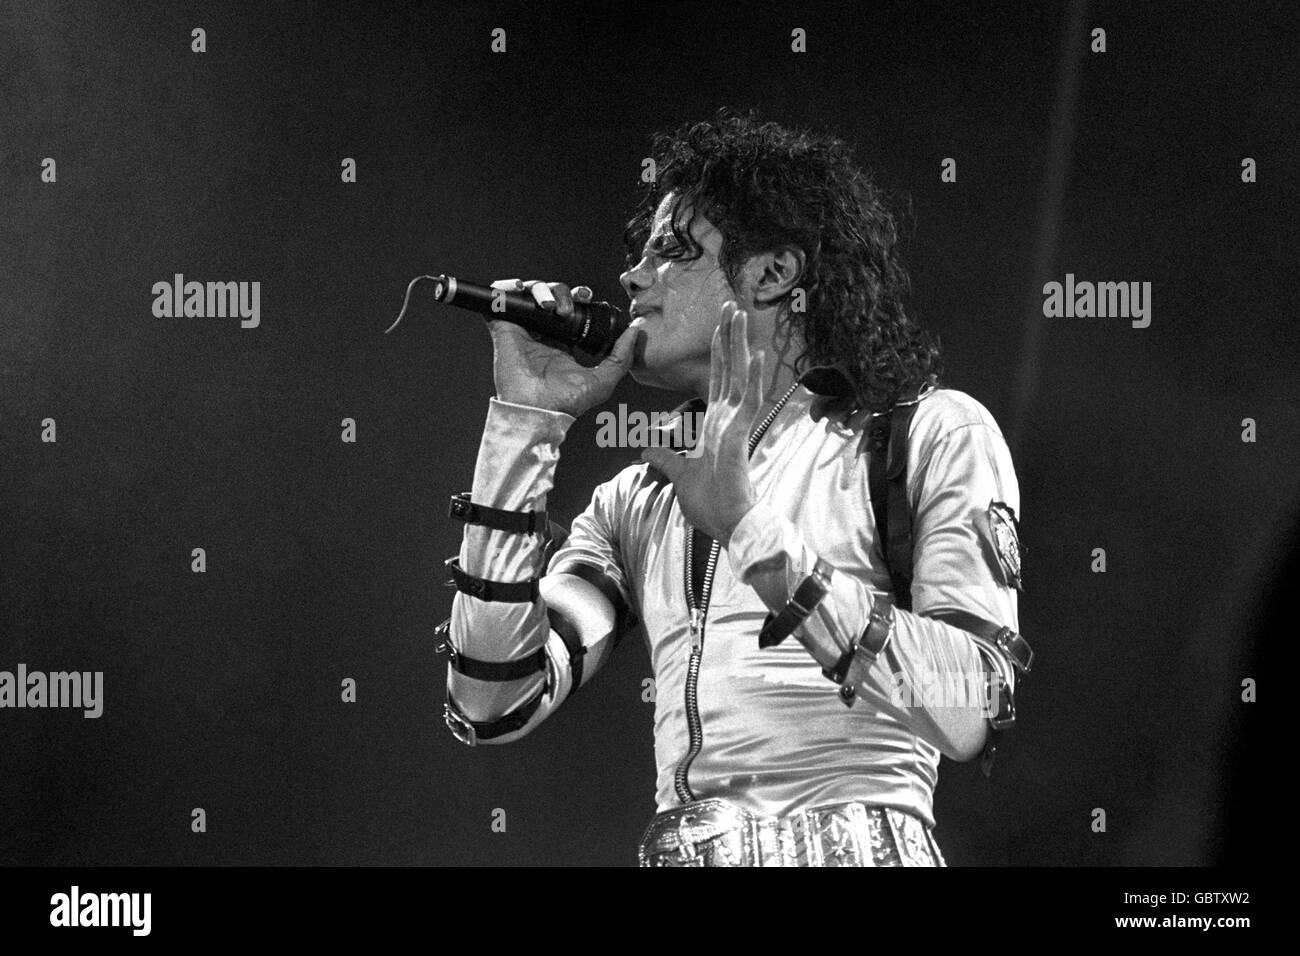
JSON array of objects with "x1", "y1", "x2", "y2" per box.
[{"x1": 437, "y1": 110, "x2": 1033, "y2": 866}]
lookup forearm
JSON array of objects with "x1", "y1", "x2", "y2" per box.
[
  {"x1": 446, "y1": 398, "x2": 577, "y2": 738},
  {"x1": 728, "y1": 502, "x2": 993, "y2": 761}
]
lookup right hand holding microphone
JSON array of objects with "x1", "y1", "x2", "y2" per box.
[{"x1": 487, "y1": 278, "x2": 641, "y2": 419}]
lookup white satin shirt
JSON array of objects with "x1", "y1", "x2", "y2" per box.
[{"x1": 449, "y1": 385, "x2": 1023, "y2": 827}]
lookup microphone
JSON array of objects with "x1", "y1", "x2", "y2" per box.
[{"x1": 385, "y1": 273, "x2": 631, "y2": 358}]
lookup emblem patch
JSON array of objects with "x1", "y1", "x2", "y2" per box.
[{"x1": 986, "y1": 501, "x2": 1024, "y2": 591}]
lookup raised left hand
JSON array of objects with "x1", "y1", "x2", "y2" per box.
[{"x1": 640, "y1": 302, "x2": 767, "y2": 547}]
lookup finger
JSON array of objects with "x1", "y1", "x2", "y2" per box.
[
  {"x1": 593, "y1": 323, "x2": 640, "y2": 382},
  {"x1": 525, "y1": 280, "x2": 558, "y2": 311},
  {"x1": 550, "y1": 283, "x2": 575, "y2": 316},
  {"x1": 717, "y1": 301, "x2": 736, "y2": 398},
  {"x1": 708, "y1": 320, "x2": 726, "y2": 406},
  {"x1": 572, "y1": 285, "x2": 593, "y2": 303},
  {"x1": 640, "y1": 446, "x2": 685, "y2": 483},
  {"x1": 730, "y1": 308, "x2": 751, "y2": 403}
]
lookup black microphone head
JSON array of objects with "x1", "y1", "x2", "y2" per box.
[{"x1": 572, "y1": 299, "x2": 630, "y2": 358}]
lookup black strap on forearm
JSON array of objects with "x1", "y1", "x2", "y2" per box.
[
  {"x1": 923, "y1": 607, "x2": 1034, "y2": 778},
  {"x1": 445, "y1": 556, "x2": 541, "y2": 603},
  {"x1": 443, "y1": 685, "x2": 547, "y2": 746},
  {"x1": 433, "y1": 618, "x2": 549, "y2": 682},
  {"x1": 924, "y1": 608, "x2": 1034, "y2": 675},
  {"x1": 758, "y1": 559, "x2": 833, "y2": 649},
  {"x1": 449, "y1": 492, "x2": 547, "y2": 535}
]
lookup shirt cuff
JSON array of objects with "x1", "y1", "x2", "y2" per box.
[
  {"x1": 726, "y1": 502, "x2": 804, "y2": 584},
  {"x1": 485, "y1": 396, "x2": 576, "y2": 439},
  {"x1": 472, "y1": 398, "x2": 577, "y2": 510}
]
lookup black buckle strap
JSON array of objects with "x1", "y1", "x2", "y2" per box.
[
  {"x1": 443, "y1": 685, "x2": 547, "y2": 746},
  {"x1": 445, "y1": 556, "x2": 541, "y2": 603},
  {"x1": 433, "y1": 618, "x2": 548, "y2": 682},
  {"x1": 923, "y1": 608, "x2": 1032, "y2": 778},
  {"x1": 758, "y1": 559, "x2": 834, "y2": 649},
  {"x1": 449, "y1": 492, "x2": 547, "y2": 535},
  {"x1": 924, "y1": 608, "x2": 1034, "y2": 675},
  {"x1": 822, "y1": 596, "x2": 895, "y2": 707}
]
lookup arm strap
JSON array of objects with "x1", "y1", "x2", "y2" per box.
[
  {"x1": 443, "y1": 684, "x2": 547, "y2": 746},
  {"x1": 449, "y1": 492, "x2": 548, "y2": 535},
  {"x1": 434, "y1": 617, "x2": 548, "y2": 682},
  {"x1": 445, "y1": 556, "x2": 541, "y2": 603}
]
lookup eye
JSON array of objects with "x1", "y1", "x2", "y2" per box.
[{"x1": 651, "y1": 236, "x2": 686, "y2": 259}]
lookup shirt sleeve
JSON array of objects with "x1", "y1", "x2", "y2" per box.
[
  {"x1": 909, "y1": 421, "x2": 1021, "y2": 633},
  {"x1": 447, "y1": 398, "x2": 579, "y2": 736},
  {"x1": 546, "y1": 474, "x2": 636, "y2": 624},
  {"x1": 725, "y1": 405, "x2": 1024, "y2": 762}
]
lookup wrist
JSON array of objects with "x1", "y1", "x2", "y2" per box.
[
  {"x1": 715, "y1": 492, "x2": 758, "y2": 549},
  {"x1": 725, "y1": 501, "x2": 790, "y2": 583}
]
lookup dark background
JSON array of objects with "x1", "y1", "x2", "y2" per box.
[{"x1": 1, "y1": 0, "x2": 1294, "y2": 866}]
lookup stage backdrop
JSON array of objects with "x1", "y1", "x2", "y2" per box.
[{"x1": 1, "y1": 0, "x2": 1293, "y2": 865}]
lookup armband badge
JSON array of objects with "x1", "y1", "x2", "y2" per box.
[{"x1": 986, "y1": 501, "x2": 1024, "y2": 592}]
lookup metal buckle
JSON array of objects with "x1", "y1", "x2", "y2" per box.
[
  {"x1": 443, "y1": 700, "x2": 478, "y2": 746},
  {"x1": 988, "y1": 675, "x2": 1017, "y2": 731},
  {"x1": 433, "y1": 617, "x2": 452, "y2": 654},
  {"x1": 995, "y1": 627, "x2": 1034, "y2": 674},
  {"x1": 638, "y1": 799, "x2": 757, "y2": 866}
]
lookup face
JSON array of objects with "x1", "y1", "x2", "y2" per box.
[{"x1": 619, "y1": 192, "x2": 742, "y2": 394}]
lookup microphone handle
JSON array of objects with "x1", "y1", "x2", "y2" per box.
[{"x1": 437, "y1": 275, "x2": 630, "y2": 357}]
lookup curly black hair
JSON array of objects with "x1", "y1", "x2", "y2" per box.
[{"x1": 624, "y1": 108, "x2": 942, "y2": 412}]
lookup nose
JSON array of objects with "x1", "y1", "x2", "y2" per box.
[{"x1": 620, "y1": 256, "x2": 654, "y2": 299}]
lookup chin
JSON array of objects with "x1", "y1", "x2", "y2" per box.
[{"x1": 628, "y1": 335, "x2": 705, "y2": 393}]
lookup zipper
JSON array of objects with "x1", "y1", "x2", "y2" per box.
[{"x1": 672, "y1": 381, "x2": 802, "y2": 803}]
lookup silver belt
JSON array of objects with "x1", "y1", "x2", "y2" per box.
[{"x1": 638, "y1": 798, "x2": 947, "y2": 867}]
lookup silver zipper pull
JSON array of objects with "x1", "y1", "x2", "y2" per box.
[{"x1": 688, "y1": 607, "x2": 704, "y2": 651}]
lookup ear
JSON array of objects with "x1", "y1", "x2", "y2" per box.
[{"x1": 747, "y1": 245, "x2": 806, "y2": 306}]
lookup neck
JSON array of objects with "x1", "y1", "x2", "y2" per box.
[{"x1": 682, "y1": 345, "x2": 802, "y2": 413}]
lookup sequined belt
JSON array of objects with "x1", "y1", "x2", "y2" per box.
[{"x1": 638, "y1": 798, "x2": 947, "y2": 867}]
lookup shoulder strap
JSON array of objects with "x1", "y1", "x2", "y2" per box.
[{"x1": 867, "y1": 385, "x2": 926, "y2": 611}]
